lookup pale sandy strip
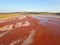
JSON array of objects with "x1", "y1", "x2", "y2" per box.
[
  {"x1": 0, "y1": 24, "x2": 13, "y2": 31},
  {"x1": 9, "y1": 39, "x2": 23, "y2": 45},
  {"x1": 21, "y1": 30, "x2": 36, "y2": 45},
  {"x1": 0, "y1": 24, "x2": 13, "y2": 38},
  {"x1": 0, "y1": 31, "x2": 9, "y2": 38},
  {"x1": 9, "y1": 36, "x2": 26, "y2": 45},
  {"x1": 9, "y1": 30, "x2": 35, "y2": 45}
]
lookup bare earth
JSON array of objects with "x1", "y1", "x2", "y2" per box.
[{"x1": 0, "y1": 15, "x2": 60, "y2": 45}]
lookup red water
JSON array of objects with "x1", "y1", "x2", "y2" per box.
[{"x1": 0, "y1": 15, "x2": 60, "y2": 45}]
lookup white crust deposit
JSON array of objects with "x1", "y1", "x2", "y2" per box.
[
  {"x1": 22, "y1": 21, "x2": 30, "y2": 26},
  {"x1": 15, "y1": 21, "x2": 30, "y2": 27},
  {"x1": 15, "y1": 22, "x2": 22, "y2": 27}
]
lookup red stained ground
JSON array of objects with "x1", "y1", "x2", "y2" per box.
[{"x1": 0, "y1": 15, "x2": 60, "y2": 45}]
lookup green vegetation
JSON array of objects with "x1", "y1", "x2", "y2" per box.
[
  {"x1": 20, "y1": 12, "x2": 53, "y2": 14},
  {"x1": 0, "y1": 12, "x2": 60, "y2": 18},
  {"x1": 0, "y1": 13, "x2": 19, "y2": 18},
  {"x1": 55, "y1": 12, "x2": 60, "y2": 15}
]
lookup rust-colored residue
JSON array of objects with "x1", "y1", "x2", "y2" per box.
[{"x1": 0, "y1": 15, "x2": 60, "y2": 45}]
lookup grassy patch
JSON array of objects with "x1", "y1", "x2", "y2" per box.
[{"x1": 0, "y1": 13, "x2": 19, "y2": 18}]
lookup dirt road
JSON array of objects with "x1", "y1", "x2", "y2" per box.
[{"x1": 0, "y1": 15, "x2": 60, "y2": 45}]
